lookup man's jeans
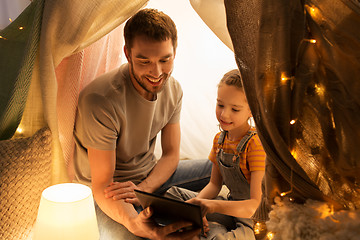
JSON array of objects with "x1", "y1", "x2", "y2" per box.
[
  {"x1": 134, "y1": 159, "x2": 213, "y2": 213},
  {"x1": 155, "y1": 158, "x2": 213, "y2": 194}
]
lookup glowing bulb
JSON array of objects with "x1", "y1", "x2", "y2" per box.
[
  {"x1": 280, "y1": 190, "x2": 293, "y2": 197},
  {"x1": 327, "y1": 205, "x2": 340, "y2": 222},
  {"x1": 281, "y1": 73, "x2": 292, "y2": 82},
  {"x1": 254, "y1": 222, "x2": 266, "y2": 236},
  {"x1": 9, "y1": 18, "x2": 12, "y2": 22},
  {"x1": 19, "y1": 26, "x2": 24, "y2": 30},
  {"x1": 308, "y1": 6, "x2": 319, "y2": 18},
  {"x1": 290, "y1": 119, "x2": 296, "y2": 125},
  {"x1": 330, "y1": 205, "x2": 334, "y2": 215},
  {"x1": 16, "y1": 127, "x2": 23, "y2": 134},
  {"x1": 291, "y1": 150, "x2": 297, "y2": 160},
  {"x1": 304, "y1": 39, "x2": 317, "y2": 44},
  {"x1": 267, "y1": 231, "x2": 274, "y2": 240},
  {"x1": 0, "y1": 35, "x2": 6, "y2": 40},
  {"x1": 315, "y1": 84, "x2": 325, "y2": 96}
]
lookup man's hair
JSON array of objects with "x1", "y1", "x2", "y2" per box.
[
  {"x1": 124, "y1": 8, "x2": 177, "y2": 51},
  {"x1": 219, "y1": 69, "x2": 243, "y2": 89}
]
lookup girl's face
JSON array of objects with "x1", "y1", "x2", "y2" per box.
[{"x1": 216, "y1": 84, "x2": 252, "y2": 135}]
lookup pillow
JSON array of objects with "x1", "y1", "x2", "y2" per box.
[{"x1": 0, "y1": 127, "x2": 52, "y2": 240}]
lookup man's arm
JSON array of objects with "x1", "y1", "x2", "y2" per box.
[
  {"x1": 138, "y1": 122, "x2": 181, "y2": 193},
  {"x1": 88, "y1": 147, "x2": 200, "y2": 239},
  {"x1": 87, "y1": 148, "x2": 139, "y2": 229},
  {"x1": 88, "y1": 148, "x2": 155, "y2": 237}
]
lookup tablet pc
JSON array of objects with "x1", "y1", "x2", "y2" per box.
[{"x1": 134, "y1": 189, "x2": 203, "y2": 229}]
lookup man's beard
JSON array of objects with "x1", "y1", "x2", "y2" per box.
[{"x1": 129, "y1": 62, "x2": 170, "y2": 95}]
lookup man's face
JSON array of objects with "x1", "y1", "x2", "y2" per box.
[{"x1": 125, "y1": 35, "x2": 175, "y2": 101}]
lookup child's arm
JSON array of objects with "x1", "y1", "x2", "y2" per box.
[
  {"x1": 196, "y1": 164, "x2": 223, "y2": 199},
  {"x1": 190, "y1": 170, "x2": 264, "y2": 219},
  {"x1": 187, "y1": 164, "x2": 223, "y2": 224}
]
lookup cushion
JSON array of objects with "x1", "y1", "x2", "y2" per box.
[{"x1": 0, "y1": 127, "x2": 52, "y2": 240}]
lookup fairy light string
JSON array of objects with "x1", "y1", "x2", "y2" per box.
[
  {"x1": 278, "y1": 3, "x2": 319, "y2": 201},
  {"x1": 0, "y1": 15, "x2": 25, "y2": 41},
  {"x1": 280, "y1": 165, "x2": 294, "y2": 198},
  {"x1": 268, "y1": 33, "x2": 318, "y2": 240},
  {"x1": 256, "y1": 3, "x2": 347, "y2": 240}
]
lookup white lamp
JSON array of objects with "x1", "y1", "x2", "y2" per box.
[{"x1": 33, "y1": 183, "x2": 99, "y2": 240}]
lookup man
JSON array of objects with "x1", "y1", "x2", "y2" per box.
[{"x1": 73, "y1": 8, "x2": 212, "y2": 239}]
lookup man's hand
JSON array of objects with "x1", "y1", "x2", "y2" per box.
[
  {"x1": 104, "y1": 181, "x2": 141, "y2": 205},
  {"x1": 135, "y1": 207, "x2": 201, "y2": 240}
]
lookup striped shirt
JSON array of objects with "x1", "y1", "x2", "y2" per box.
[{"x1": 208, "y1": 129, "x2": 266, "y2": 183}]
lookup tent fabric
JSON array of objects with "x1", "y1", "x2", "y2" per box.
[
  {"x1": 32, "y1": 0, "x2": 148, "y2": 184},
  {"x1": 0, "y1": 0, "x2": 44, "y2": 140},
  {"x1": 0, "y1": 0, "x2": 148, "y2": 184},
  {"x1": 1, "y1": 0, "x2": 359, "y2": 226},
  {"x1": 224, "y1": 0, "x2": 360, "y2": 220},
  {"x1": 55, "y1": 24, "x2": 125, "y2": 180}
]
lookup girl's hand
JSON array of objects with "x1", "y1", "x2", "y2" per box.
[
  {"x1": 186, "y1": 198, "x2": 211, "y2": 237},
  {"x1": 104, "y1": 181, "x2": 141, "y2": 206},
  {"x1": 187, "y1": 197, "x2": 213, "y2": 216}
]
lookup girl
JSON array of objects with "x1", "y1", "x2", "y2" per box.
[{"x1": 166, "y1": 69, "x2": 266, "y2": 240}]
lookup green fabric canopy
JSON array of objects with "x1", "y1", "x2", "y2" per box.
[{"x1": 0, "y1": 0, "x2": 44, "y2": 140}]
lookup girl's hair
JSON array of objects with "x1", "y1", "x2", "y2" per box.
[{"x1": 219, "y1": 69, "x2": 243, "y2": 89}]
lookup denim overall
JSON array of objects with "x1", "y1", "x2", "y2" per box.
[
  {"x1": 164, "y1": 130, "x2": 257, "y2": 239},
  {"x1": 213, "y1": 130, "x2": 256, "y2": 240}
]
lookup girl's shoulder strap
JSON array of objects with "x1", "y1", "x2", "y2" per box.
[
  {"x1": 217, "y1": 131, "x2": 227, "y2": 145},
  {"x1": 236, "y1": 130, "x2": 257, "y2": 153}
]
